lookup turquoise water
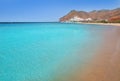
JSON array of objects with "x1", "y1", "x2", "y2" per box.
[{"x1": 0, "y1": 23, "x2": 113, "y2": 81}]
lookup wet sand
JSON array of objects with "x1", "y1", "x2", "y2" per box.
[
  {"x1": 68, "y1": 27, "x2": 120, "y2": 81},
  {"x1": 79, "y1": 27, "x2": 120, "y2": 81},
  {"x1": 82, "y1": 23, "x2": 120, "y2": 27},
  {"x1": 53, "y1": 26, "x2": 120, "y2": 81}
]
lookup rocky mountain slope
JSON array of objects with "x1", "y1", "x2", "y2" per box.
[{"x1": 60, "y1": 8, "x2": 120, "y2": 23}]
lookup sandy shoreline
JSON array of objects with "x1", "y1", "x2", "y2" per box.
[
  {"x1": 52, "y1": 26, "x2": 120, "y2": 81},
  {"x1": 78, "y1": 27, "x2": 120, "y2": 81},
  {"x1": 81, "y1": 23, "x2": 120, "y2": 27}
]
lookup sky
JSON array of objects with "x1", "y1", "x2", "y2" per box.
[{"x1": 0, "y1": 0, "x2": 120, "y2": 22}]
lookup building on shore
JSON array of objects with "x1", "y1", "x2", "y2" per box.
[{"x1": 67, "y1": 16, "x2": 93, "y2": 22}]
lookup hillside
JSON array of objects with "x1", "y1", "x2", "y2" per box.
[{"x1": 60, "y1": 8, "x2": 120, "y2": 23}]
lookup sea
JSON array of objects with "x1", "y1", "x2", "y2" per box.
[{"x1": 0, "y1": 22, "x2": 117, "y2": 81}]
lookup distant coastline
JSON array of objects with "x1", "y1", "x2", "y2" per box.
[
  {"x1": 82, "y1": 23, "x2": 120, "y2": 27},
  {"x1": 0, "y1": 22, "x2": 120, "y2": 27},
  {"x1": 60, "y1": 8, "x2": 120, "y2": 23}
]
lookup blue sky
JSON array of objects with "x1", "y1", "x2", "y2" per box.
[{"x1": 0, "y1": 0, "x2": 120, "y2": 22}]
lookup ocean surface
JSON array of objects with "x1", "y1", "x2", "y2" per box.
[{"x1": 0, "y1": 23, "x2": 118, "y2": 81}]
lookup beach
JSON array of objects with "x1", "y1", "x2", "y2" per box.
[
  {"x1": 82, "y1": 23, "x2": 120, "y2": 27},
  {"x1": 1, "y1": 23, "x2": 120, "y2": 81},
  {"x1": 50, "y1": 24, "x2": 120, "y2": 81},
  {"x1": 80, "y1": 27, "x2": 120, "y2": 81}
]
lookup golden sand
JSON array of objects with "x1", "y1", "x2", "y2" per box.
[
  {"x1": 80, "y1": 28, "x2": 120, "y2": 81},
  {"x1": 82, "y1": 23, "x2": 120, "y2": 27},
  {"x1": 54, "y1": 27, "x2": 120, "y2": 81}
]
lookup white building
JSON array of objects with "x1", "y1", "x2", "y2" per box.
[
  {"x1": 69, "y1": 16, "x2": 92, "y2": 22},
  {"x1": 85, "y1": 18, "x2": 92, "y2": 21},
  {"x1": 69, "y1": 16, "x2": 84, "y2": 22}
]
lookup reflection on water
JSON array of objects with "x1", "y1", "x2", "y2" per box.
[{"x1": 0, "y1": 23, "x2": 120, "y2": 81}]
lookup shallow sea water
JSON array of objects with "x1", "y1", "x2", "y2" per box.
[{"x1": 0, "y1": 23, "x2": 117, "y2": 81}]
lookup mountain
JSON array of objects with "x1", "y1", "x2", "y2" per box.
[{"x1": 59, "y1": 8, "x2": 120, "y2": 23}]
